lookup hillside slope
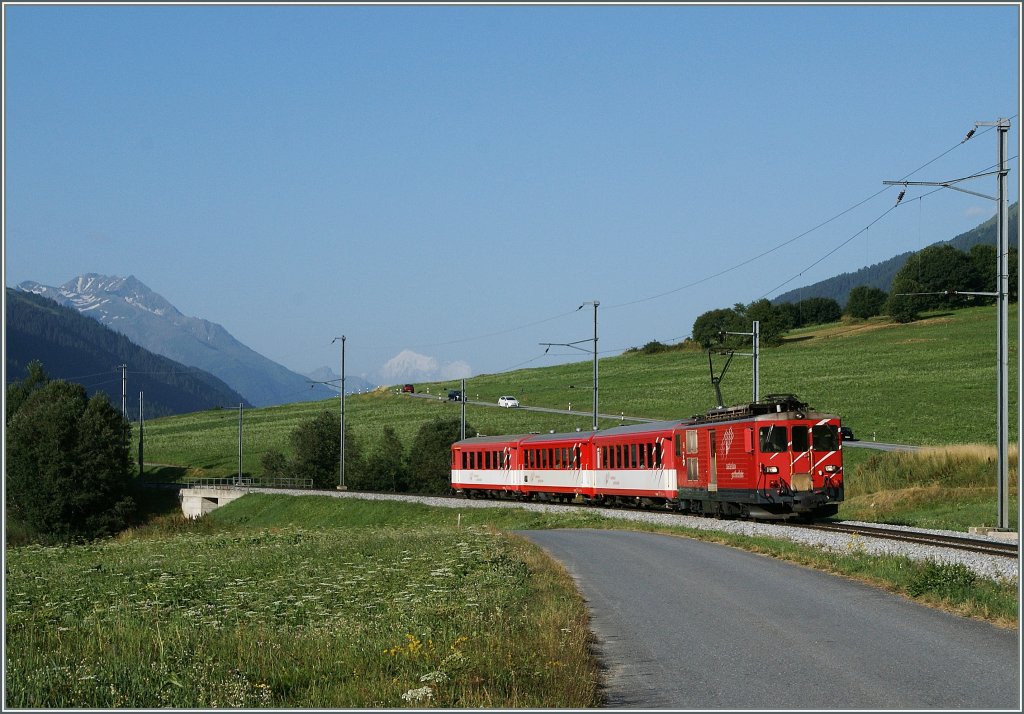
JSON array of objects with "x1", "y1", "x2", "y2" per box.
[
  {"x1": 5, "y1": 288, "x2": 251, "y2": 418},
  {"x1": 774, "y1": 202, "x2": 1018, "y2": 306},
  {"x1": 142, "y1": 305, "x2": 1018, "y2": 478},
  {"x1": 17, "y1": 274, "x2": 336, "y2": 407}
]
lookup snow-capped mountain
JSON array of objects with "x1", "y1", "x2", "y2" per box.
[{"x1": 18, "y1": 274, "x2": 335, "y2": 407}]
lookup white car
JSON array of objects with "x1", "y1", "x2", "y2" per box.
[{"x1": 498, "y1": 395, "x2": 520, "y2": 408}]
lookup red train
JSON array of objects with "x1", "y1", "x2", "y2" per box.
[{"x1": 451, "y1": 394, "x2": 844, "y2": 520}]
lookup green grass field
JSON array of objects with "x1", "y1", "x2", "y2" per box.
[
  {"x1": 140, "y1": 305, "x2": 1018, "y2": 480},
  {"x1": 5, "y1": 493, "x2": 1016, "y2": 707},
  {"x1": 5, "y1": 496, "x2": 605, "y2": 708}
]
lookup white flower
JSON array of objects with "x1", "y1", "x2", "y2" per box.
[
  {"x1": 401, "y1": 686, "x2": 433, "y2": 703},
  {"x1": 419, "y1": 671, "x2": 448, "y2": 684}
]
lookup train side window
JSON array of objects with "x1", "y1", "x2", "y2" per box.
[
  {"x1": 686, "y1": 456, "x2": 699, "y2": 481},
  {"x1": 637, "y1": 444, "x2": 646, "y2": 468},
  {"x1": 686, "y1": 430, "x2": 698, "y2": 453},
  {"x1": 654, "y1": 442, "x2": 663, "y2": 468},
  {"x1": 630, "y1": 444, "x2": 638, "y2": 468},
  {"x1": 792, "y1": 427, "x2": 809, "y2": 452},
  {"x1": 574, "y1": 446, "x2": 581, "y2": 469},
  {"x1": 675, "y1": 433, "x2": 683, "y2": 457},
  {"x1": 759, "y1": 426, "x2": 788, "y2": 453},
  {"x1": 812, "y1": 424, "x2": 839, "y2": 451}
]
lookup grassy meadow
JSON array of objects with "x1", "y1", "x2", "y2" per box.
[
  {"x1": 141, "y1": 305, "x2": 1018, "y2": 482},
  {"x1": 5, "y1": 493, "x2": 1017, "y2": 708},
  {"x1": 5, "y1": 495, "x2": 606, "y2": 708}
]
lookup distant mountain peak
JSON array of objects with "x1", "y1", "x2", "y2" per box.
[{"x1": 16, "y1": 274, "x2": 336, "y2": 407}]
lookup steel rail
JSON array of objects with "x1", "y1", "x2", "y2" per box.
[{"x1": 791, "y1": 521, "x2": 1019, "y2": 559}]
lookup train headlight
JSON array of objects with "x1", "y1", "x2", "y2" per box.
[
  {"x1": 763, "y1": 466, "x2": 779, "y2": 474},
  {"x1": 824, "y1": 465, "x2": 839, "y2": 473}
]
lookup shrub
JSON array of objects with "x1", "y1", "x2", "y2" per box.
[{"x1": 5, "y1": 365, "x2": 136, "y2": 542}]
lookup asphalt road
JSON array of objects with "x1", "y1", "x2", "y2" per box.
[{"x1": 520, "y1": 529, "x2": 1019, "y2": 710}]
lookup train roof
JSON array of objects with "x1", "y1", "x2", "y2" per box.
[{"x1": 452, "y1": 395, "x2": 839, "y2": 449}]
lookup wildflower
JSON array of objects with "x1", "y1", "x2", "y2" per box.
[
  {"x1": 401, "y1": 686, "x2": 433, "y2": 703},
  {"x1": 420, "y1": 671, "x2": 448, "y2": 684}
]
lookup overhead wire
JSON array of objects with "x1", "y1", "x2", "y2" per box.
[{"x1": 414, "y1": 122, "x2": 1012, "y2": 357}]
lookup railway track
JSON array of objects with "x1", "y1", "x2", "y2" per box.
[
  {"x1": 792, "y1": 521, "x2": 1019, "y2": 559},
  {"x1": 153, "y1": 482, "x2": 1018, "y2": 561}
]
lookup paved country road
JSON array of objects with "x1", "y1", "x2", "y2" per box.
[{"x1": 520, "y1": 529, "x2": 1019, "y2": 710}]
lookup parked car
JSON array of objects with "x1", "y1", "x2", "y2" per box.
[
  {"x1": 498, "y1": 395, "x2": 520, "y2": 408},
  {"x1": 448, "y1": 390, "x2": 464, "y2": 402},
  {"x1": 401, "y1": 384, "x2": 415, "y2": 393},
  {"x1": 840, "y1": 426, "x2": 855, "y2": 441}
]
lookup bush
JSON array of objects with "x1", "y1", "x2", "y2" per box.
[
  {"x1": 907, "y1": 560, "x2": 977, "y2": 597},
  {"x1": 406, "y1": 417, "x2": 473, "y2": 494},
  {"x1": 5, "y1": 364, "x2": 136, "y2": 542},
  {"x1": 845, "y1": 285, "x2": 888, "y2": 319}
]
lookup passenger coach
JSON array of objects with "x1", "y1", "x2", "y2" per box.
[{"x1": 451, "y1": 394, "x2": 844, "y2": 520}]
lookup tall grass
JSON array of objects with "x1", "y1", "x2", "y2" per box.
[
  {"x1": 839, "y1": 444, "x2": 1019, "y2": 529},
  {"x1": 4, "y1": 496, "x2": 602, "y2": 708}
]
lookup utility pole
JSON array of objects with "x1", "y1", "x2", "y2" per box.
[
  {"x1": 138, "y1": 391, "x2": 144, "y2": 477},
  {"x1": 540, "y1": 300, "x2": 600, "y2": 431},
  {"x1": 332, "y1": 336, "x2": 347, "y2": 491},
  {"x1": 591, "y1": 300, "x2": 599, "y2": 432},
  {"x1": 884, "y1": 118, "x2": 1011, "y2": 530},
  {"x1": 725, "y1": 321, "x2": 760, "y2": 401},
  {"x1": 118, "y1": 364, "x2": 127, "y2": 416},
  {"x1": 237, "y1": 403, "x2": 243, "y2": 486},
  {"x1": 460, "y1": 377, "x2": 466, "y2": 440}
]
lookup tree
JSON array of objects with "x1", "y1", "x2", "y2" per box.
[
  {"x1": 406, "y1": 417, "x2": 470, "y2": 495},
  {"x1": 288, "y1": 410, "x2": 365, "y2": 489},
  {"x1": 260, "y1": 449, "x2": 289, "y2": 480},
  {"x1": 744, "y1": 299, "x2": 791, "y2": 346},
  {"x1": 885, "y1": 276, "x2": 927, "y2": 323},
  {"x1": 6, "y1": 369, "x2": 136, "y2": 542},
  {"x1": 844, "y1": 285, "x2": 888, "y2": 319},
  {"x1": 360, "y1": 425, "x2": 407, "y2": 492},
  {"x1": 5, "y1": 359, "x2": 48, "y2": 422},
  {"x1": 794, "y1": 297, "x2": 842, "y2": 325},
  {"x1": 691, "y1": 307, "x2": 746, "y2": 348}
]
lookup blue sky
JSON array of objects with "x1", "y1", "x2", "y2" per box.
[{"x1": 4, "y1": 3, "x2": 1020, "y2": 386}]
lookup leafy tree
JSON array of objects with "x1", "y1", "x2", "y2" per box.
[
  {"x1": 744, "y1": 299, "x2": 791, "y2": 346},
  {"x1": 845, "y1": 285, "x2": 888, "y2": 319},
  {"x1": 260, "y1": 449, "x2": 289, "y2": 480},
  {"x1": 406, "y1": 417, "x2": 471, "y2": 495},
  {"x1": 885, "y1": 276, "x2": 927, "y2": 323},
  {"x1": 360, "y1": 425, "x2": 407, "y2": 492},
  {"x1": 289, "y1": 411, "x2": 364, "y2": 489},
  {"x1": 6, "y1": 369, "x2": 135, "y2": 542},
  {"x1": 5, "y1": 359, "x2": 49, "y2": 422},
  {"x1": 691, "y1": 307, "x2": 747, "y2": 348},
  {"x1": 793, "y1": 297, "x2": 842, "y2": 325},
  {"x1": 968, "y1": 244, "x2": 1019, "y2": 303}
]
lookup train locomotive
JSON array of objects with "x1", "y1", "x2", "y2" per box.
[{"x1": 450, "y1": 394, "x2": 844, "y2": 520}]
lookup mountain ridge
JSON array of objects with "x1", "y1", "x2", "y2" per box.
[
  {"x1": 773, "y1": 202, "x2": 1018, "y2": 306},
  {"x1": 16, "y1": 275, "x2": 336, "y2": 407},
  {"x1": 5, "y1": 288, "x2": 251, "y2": 418}
]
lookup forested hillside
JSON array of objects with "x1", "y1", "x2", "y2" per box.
[
  {"x1": 5, "y1": 289, "x2": 251, "y2": 418},
  {"x1": 774, "y1": 202, "x2": 1018, "y2": 306}
]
